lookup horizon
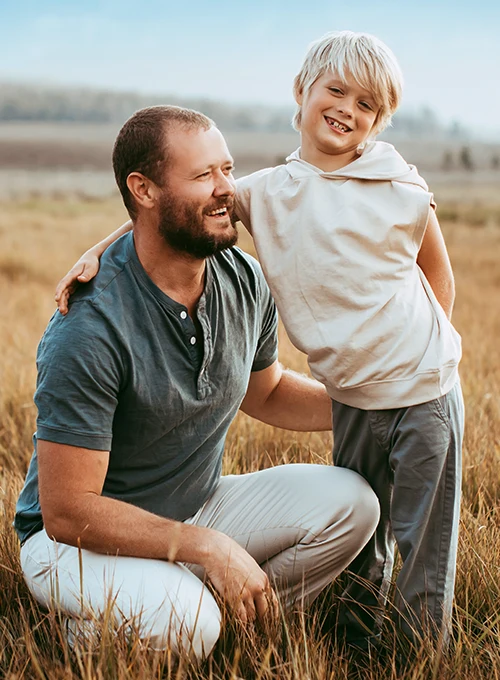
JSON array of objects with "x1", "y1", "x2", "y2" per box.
[{"x1": 0, "y1": 0, "x2": 499, "y2": 136}]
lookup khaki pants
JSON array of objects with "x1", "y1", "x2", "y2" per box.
[{"x1": 21, "y1": 463, "x2": 378, "y2": 659}]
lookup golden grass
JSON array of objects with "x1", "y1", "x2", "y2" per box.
[{"x1": 0, "y1": 195, "x2": 499, "y2": 678}]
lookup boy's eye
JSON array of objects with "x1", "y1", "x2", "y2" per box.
[
  {"x1": 329, "y1": 87, "x2": 343, "y2": 95},
  {"x1": 359, "y1": 101, "x2": 373, "y2": 111}
]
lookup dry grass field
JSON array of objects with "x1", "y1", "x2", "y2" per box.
[{"x1": 0, "y1": 189, "x2": 499, "y2": 679}]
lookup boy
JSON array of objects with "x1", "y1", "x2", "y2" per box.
[{"x1": 55, "y1": 31, "x2": 463, "y2": 649}]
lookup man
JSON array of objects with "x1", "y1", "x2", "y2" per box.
[{"x1": 15, "y1": 106, "x2": 379, "y2": 659}]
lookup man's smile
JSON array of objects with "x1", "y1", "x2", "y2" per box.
[{"x1": 206, "y1": 207, "x2": 229, "y2": 218}]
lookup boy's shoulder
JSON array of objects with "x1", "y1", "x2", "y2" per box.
[
  {"x1": 235, "y1": 163, "x2": 290, "y2": 193},
  {"x1": 349, "y1": 141, "x2": 430, "y2": 192}
]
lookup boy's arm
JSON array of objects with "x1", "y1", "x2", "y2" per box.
[
  {"x1": 416, "y1": 209, "x2": 455, "y2": 319},
  {"x1": 55, "y1": 220, "x2": 133, "y2": 315}
]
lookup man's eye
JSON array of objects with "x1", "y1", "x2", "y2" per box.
[
  {"x1": 224, "y1": 166, "x2": 235, "y2": 175},
  {"x1": 198, "y1": 171, "x2": 211, "y2": 179}
]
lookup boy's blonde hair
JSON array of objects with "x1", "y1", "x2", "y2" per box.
[{"x1": 293, "y1": 30, "x2": 403, "y2": 136}]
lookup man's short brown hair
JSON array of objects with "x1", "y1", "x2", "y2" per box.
[{"x1": 112, "y1": 105, "x2": 214, "y2": 219}]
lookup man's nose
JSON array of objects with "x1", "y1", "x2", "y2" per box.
[{"x1": 213, "y1": 172, "x2": 235, "y2": 196}]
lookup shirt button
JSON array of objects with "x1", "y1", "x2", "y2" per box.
[
  {"x1": 190, "y1": 336, "x2": 196, "y2": 345},
  {"x1": 180, "y1": 311, "x2": 187, "y2": 319}
]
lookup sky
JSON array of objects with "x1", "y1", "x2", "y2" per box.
[{"x1": 1, "y1": 0, "x2": 499, "y2": 134}]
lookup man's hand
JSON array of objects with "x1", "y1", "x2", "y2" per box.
[{"x1": 203, "y1": 531, "x2": 279, "y2": 624}]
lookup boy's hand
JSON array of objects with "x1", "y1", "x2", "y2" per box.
[{"x1": 55, "y1": 250, "x2": 101, "y2": 315}]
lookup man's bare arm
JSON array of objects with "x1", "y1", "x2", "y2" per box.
[
  {"x1": 38, "y1": 439, "x2": 277, "y2": 623},
  {"x1": 240, "y1": 360, "x2": 332, "y2": 431}
]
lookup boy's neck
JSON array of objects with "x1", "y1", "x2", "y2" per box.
[{"x1": 299, "y1": 141, "x2": 361, "y2": 172}]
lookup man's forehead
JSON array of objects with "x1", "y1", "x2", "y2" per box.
[{"x1": 165, "y1": 125, "x2": 232, "y2": 166}]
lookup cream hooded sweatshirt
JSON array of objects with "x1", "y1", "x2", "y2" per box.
[{"x1": 235, "y1": 141, "x2": 461, "y2": 410}]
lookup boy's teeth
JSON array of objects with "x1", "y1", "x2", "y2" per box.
[{"x1": 328, "y1": 118, "x2": 348, "y2": 132}]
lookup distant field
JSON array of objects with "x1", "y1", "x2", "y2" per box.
[{"x1": 1, "y1": 122, "x2": 499, "y2": 200}]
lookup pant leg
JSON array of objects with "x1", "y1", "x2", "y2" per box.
[
  {"x1": 20, "y1": 529, "x2": 221, "y2": 659},
  {"x1": 332, "y1": 382, "x2": 464, "y2": 647},
  {"x1": 186, "y1": 463, "x2": 380, "y2": 609},
  {"x1": 331, "y1": 401, "x2": 394, "y2": 644},
  {"x1": 390, "y1": 382, "x2": 464, "y2": 644}
]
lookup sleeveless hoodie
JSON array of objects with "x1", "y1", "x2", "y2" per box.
[{"x1": 235, "y1": 141, "x2": 461, "y2": 409}]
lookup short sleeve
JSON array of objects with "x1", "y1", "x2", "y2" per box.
[
  {"x1": 34, "y1": 306, "x2": 124, "y2": 450},
  {"x1": 251, "y1": 268, "x2": 279, "y2": 372}
]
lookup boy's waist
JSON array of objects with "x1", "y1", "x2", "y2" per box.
[{"x1": 323, "y1": 362, "x2": 460, "y2": 410}]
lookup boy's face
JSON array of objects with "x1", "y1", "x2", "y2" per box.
[{"x1": 296, "y1": 70, "x2": 379, "y2": 171}]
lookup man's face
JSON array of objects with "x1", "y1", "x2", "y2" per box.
[{"x1": 156, "y1": 126, "x2": 238, "y2": 259}]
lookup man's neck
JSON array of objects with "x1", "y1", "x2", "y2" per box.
[{"x1": 133, "y1": 220, "x2": 206, "y2": 317}]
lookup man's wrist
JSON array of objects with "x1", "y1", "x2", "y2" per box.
[{"x1": 174, "y1": 524, "x2": 222, "y2": 567}]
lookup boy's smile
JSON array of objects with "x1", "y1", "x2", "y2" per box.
[{"x1": 296, "y1": 71, "x2": 379, "y2": 172}]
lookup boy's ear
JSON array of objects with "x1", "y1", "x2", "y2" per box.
[
  {"x1": 126, "y1": 172, "x2": 159, "y2": 210},
  {"x1": 293, "y1": 75, "x2": 303, "y2": 105}
]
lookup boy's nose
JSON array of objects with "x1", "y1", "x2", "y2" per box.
[{"x1": 337, "y1": 99, "x2": 354, "y2": 117}]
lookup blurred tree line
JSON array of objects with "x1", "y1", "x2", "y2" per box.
[
  {"x1": 0, "y1": 83, "x2": 292, "y2": 131},
  {"x1": 0, "y1": 83, "x2": 473, "y2": 139}
]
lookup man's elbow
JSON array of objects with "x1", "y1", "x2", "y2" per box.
[{"x1": 41, "y1": 504, "x2": 90, "y2": 547}]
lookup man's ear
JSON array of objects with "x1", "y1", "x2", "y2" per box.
[{"x1": 126, "y1": 173, "x2": 158, "y2": 210}]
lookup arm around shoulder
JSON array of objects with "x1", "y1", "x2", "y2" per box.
[{"x1": 55, "y1": 220, "x2": 134, "y2": 315}]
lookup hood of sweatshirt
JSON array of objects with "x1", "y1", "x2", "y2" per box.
[{"x1": 285, "y1": 141, "x2": 428, "y2": 191}]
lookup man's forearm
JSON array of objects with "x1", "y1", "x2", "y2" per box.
[
  {"x1": 244, "y1": 368, "x2": 332, "y2": 431},
  {"x1": 44, "y1": 491, "x2": 213, "y2": 565}
]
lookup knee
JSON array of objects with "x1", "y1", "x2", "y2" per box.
[
  {"x1": 146, "y1": 590, "x2": 221, "y2": 660},
  {"x1": 335, "y1": 468, "x2": 380, "y2": 546}
]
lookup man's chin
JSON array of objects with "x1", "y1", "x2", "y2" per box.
[{"x1": 168, "y1": 231, "x2": 238, "y2": 259}]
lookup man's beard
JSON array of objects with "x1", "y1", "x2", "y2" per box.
[{"x1": 157, "y1": 189, "x2": 238, "y2": 259}]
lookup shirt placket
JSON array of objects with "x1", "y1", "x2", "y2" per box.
[{"x1": 195, "y1": 296, "x2": 212, "y2": 400}]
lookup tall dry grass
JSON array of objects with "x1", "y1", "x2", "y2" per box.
[{"x1": 0, "y1": 194, "x2": 499, "y2": 679}]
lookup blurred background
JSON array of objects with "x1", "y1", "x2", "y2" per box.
[
  {"x1": 1, "y1": 5, "x2": 500, "y2": 677},
  {"x1": 0, "y1": 0, "x2": 499, "y2": 201}
]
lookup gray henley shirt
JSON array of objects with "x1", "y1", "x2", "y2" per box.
[{"x1": 15, "y1": 232, "x2": 278, "y2": 544}]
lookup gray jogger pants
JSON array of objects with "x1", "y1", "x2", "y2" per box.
[{"x1": 332, "y1": 381, "x2": 464, "y2": 645}]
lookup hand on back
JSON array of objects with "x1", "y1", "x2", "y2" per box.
[{"x1": 55, "y1": 250, "x2": 101, "y2": 315}]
